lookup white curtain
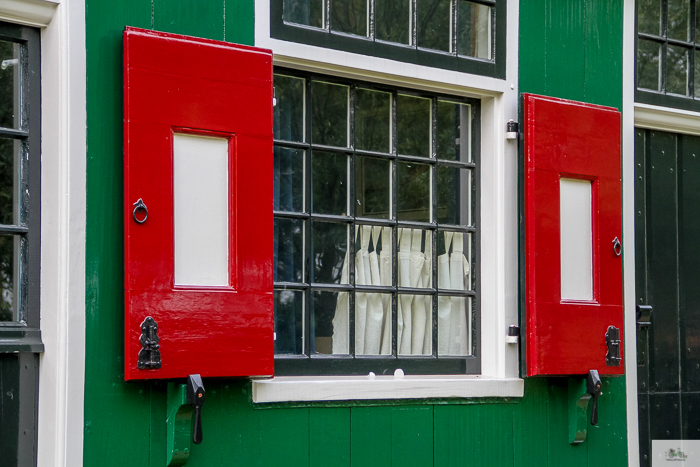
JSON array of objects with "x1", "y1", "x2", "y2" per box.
[{"x1": 438, "y1": 231, "x2": 470, "y2": 355}]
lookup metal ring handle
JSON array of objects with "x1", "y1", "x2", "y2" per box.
[
  {"x1": 612, "y1": 237, "x2": 621, "y2": 257},
  {"x1": 133, "y1": 198, "x2": 148, "y2": 224}
]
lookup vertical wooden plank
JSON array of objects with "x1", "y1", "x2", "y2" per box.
[
  {"x1": 434, "y1": 403, "x2": 514, "y2": 467},
  {"x1": 391, "y1": 406, "x2": 433, "y2": 467},
  {"x1": 546, "y1": 380, "x2": 587, "y2": 467},
  {"x1": 222, "y1": 381, "x2": 264, "y2": 467},
  {"x1": 153, "y1": 0, "x2": 224, "y2": 40},
  {"x1": 583, "y1": 0, "x2": 623, "y2": 109},
  {"x1": 518, "y1": 0, "x2": 547, "y2": 96},
  {"x1": 587, "y1": 377, "x2": 628, "y2": 467},
  {"x1": 514, "y1": 379, "x2": 549, "y2": 467},
  {"x1": 259, "y1": 407, "x2": 310, "y2": 467},
  {"x1": 649, "y1": 393, "x2": 682, "y2": 440},
  {"x1": 351, "y1": 406, "x2": 392, "y2": 467},
  {"x1": 638, "y1": 393, "x2": 651, "y2": 467},
  {"x1": 309, "y1": 408, "x2": 350, "y2": 467},
  {"x1": 544, "y1": 0, "x2": 585, "y2": 101},
  {"x1": 224, "y1": 0, "x2": 255, "y2": 45}
]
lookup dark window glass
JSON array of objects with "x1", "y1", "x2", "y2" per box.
[
  {"x1": 457, "y1": 1, "x2": 492, "y2": 59},
  {"x1": 638, "y1": 39, "x2": 661, "y2": 91},
  {"x1": 375, "y1": 0, "x2": 411, "y2": 44},
  {"x1": 417, "y1": 0, "x2": 452, "y2": 52},
  {"x1": 331, "y1": 0, "x2": 367, "y2": 36},
  {"x1": 311, "y1": 81, "x2": 349, "y2": 147},
  {"x1": 283, "y1": 0, "x2": 324, "y2": 28}
]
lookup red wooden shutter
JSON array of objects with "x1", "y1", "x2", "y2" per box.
[
  {"x1": 524, "y1": 94, "x2": 624, "y2": 377},
  {"x1": 123, "y1": 27, "x2": 273, "y2": 380}
]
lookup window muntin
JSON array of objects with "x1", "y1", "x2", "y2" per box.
[
  {"x1": 270, "y1": 0, "x2": 505, "y2": 77},
  {"x1": 273, "y1": 69, "x2": 479, "y2": 376},
  {"x1": 635, "y1": 0, "x2": 700, "y2": 109}
]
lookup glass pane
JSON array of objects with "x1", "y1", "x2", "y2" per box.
[
  {"x1": 437, "y1": 296, "x2": 472, "y2": 356},
  {"x1": 356, "y1": 293, "x2": 392, "y2": 355},
  {"x1": 397, "y1": 294, "x2": 433, "y2": 355},
  {"x1": 668, "y1": 0, "x2": 690, "y2": 41},
  {"x1": 331, "y1": 0, "x2": 368, "y2": 36},
  {"x1": 697, "y1": 1, "x2": 700, "y2": 42},
  {"x1": 274, "y1": 290, "x2": 304, "y2": 355},
  {"x1": 312, "y1": 151, "x2": 348, "y2": 214},
  {"x1": 417, "y1": 0, "x2": 452, "y2": 52},
  {"x1": 457, "y1": 1, "x2": 491, "y2": 59},
  {"x1": 274, "y1": 217, "x2": 304, "y2": 282},
  {"x1": 274, "y1": 75, "x2": 305, "y2": 142},
  {"x1": 313, "y1": 290, "x2": 349, "y2": 354},
  {"x1": 397, "y1": 227, "x2": 433, "y2": 289},
  {"x1": 355, "y1": 89, "x2": 391, "y2": 153},
  {"x1": 696, "y1": 50, "x2": 700, "y2": 97},
  {"x1": 376, "y1": 0, "x2": 411, "y2": 44},
  {"x1": 0, "y1": 138, "x2": 19, "y2": 225},
  {"x1": 638, "y1": 0, "x2": 662, "y2": 36},
  {"x1": 436, "y1": 101, "x2": 470, "y2": 162},
  {"x1": 397, "y1": 94, "x2": 431, "y2": 157},
  {"x1": 437, "y1": 230, "x2": 472, "y2": 291},
  {"x1": 637, "y1": 39, "x2": 661, "y2": 91},
  {"x1": 355, "y1": 157, "x2": 390, "y2": 219},
  {"x1": 0, "y1": 235, "x2": 19, "y2": 322},
  {"x1": 437, "y1": 166, "x2": 471, "y2": 225},
  {"x1": 397, "y1": 161, "x2": 431, "y2": 222},
  {"x1": 274, "y1": 147, "x2": 304, "y2": 212},
  {"x1": 284, "y1": 0, "x2": 324, "y2": 28},
  {"x1": 311, "y1": 81, "x2": 349, "y2": 147},
  {"x1": 312, "y1": 221, "x2": 350, "y2": 284},
  {"x1": 667, "y1": 45, "x2": 689, "y2": 95},
  {"x1": 0, "y1": 41, "x2": 20, "y2": 130}
]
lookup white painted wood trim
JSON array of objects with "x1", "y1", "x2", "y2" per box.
[
  {"x1": 31, "y1": 0, "x2": 87, "y2": 465},
  {"x1": 255, "y1": 0, "x2": 521, "y2": 391},
  {"x1": 252, "y1": 375, "x2": 524, "y2": 403},
  {"x1": 635, "y1": 102, "x2": 700, "y2": 136},
  {"x1": 624, "y1": 0, "x2": 641, "y2": 466},
  {"x1": 0, "y1": 0, "x2": 58, "y2": 28}
]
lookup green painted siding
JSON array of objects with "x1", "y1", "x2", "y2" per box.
[{"x1": 84, "y1": 1, "x2": 627, "y2": 466}]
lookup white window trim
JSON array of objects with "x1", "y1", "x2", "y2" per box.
[
  {"x1": 634, "y1": 102, "x2": 700, "y2": 136},
  {"x1": 254, "y1": 0, "x2": 522, "y2": 403},
  {"x1": 2, "y1": 1, "x2": 88, "y2": 467}
]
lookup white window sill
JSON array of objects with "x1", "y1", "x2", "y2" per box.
[{"x1": 252, "y1": 375, "x2": 524, "y2": 403}]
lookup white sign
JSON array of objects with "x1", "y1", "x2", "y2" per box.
[{"x1": 653, "y1": 440, "x2": 700, "y2": 466}]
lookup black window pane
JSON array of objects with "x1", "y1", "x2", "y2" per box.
[
  {"x1": 311, "y1": 81, "x2": 349, "y2": 147},
  {"x1": 667, "y1": 45, "x2": 689, "y2": 95},
  {"x1": 0, "y1": 138, "x2": 18, "y2": 225},
  {"x1": 638, "y1": 0, "x2": 662, "y2": 36},
  {"x1": 457, "y1": 1, "x2": 491, "y2": 59},
  {"x1": 397, "y1": 94, "x2": 431, "y2": 157},
  {"x1": 274, "y1": 290, "x2": 304, "y2": 354},
  {"x1": 331, "y1": 0, "x2": 367, "y2": 36},
  {"x1": 417, "y1": 0, "x2": 452, "y2": 52},
  {"x1": 312, "y1": 150, "x2": 348, "y2": 214},
  {"x1": 312, "y1": 290, "x2": 348, "y2": 354},
  {"x1": 312, "y1": 221, "x2": 349, "y2": 284},
  {"x1": 375, "y1": 0, "x2": 411, "y2": 44},
  {"x1": 355, "y1": 156, "x2": 391, "y2": 219},
  {"x1": 695, "y1": 50, "x2": 700, "y2": 98},
  {"x1": 397, "y1": 161, "x2": 431, "y2": 222},
  {"x1": 638, "y1": 39, "x2": 661, "y2": 91},
  {"x1": 668, "y1": 0, "x2": 690, "y2": 41},
  {"x1": 0, "y1": 40, "x2": 20, "y2": 130},
  {"x1": 274, "y1": 147, "x2": 304, "y2": 212},
  {"x1": 0, "y1": 234, "x2": 19, "y2": 322},
  {"x1": 274, "y1": 218, "x2": 304, "y2": 282},
  {"x1": 355, "y1": 88, "x2": 391, "y2": 153},
  {"x1": 284, "y1": 0, "x2": 324, "y2": 28},
  {"x1": 436, "y1": 101, "x2": 470, "y2": 162},
  {"x1": 437, "y1": 166, "x2": 471, "y2": 225},
  {"x1": 274, "y1": 74, "x2": 305, "y2": 142}
]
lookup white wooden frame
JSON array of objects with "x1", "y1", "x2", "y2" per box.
[
  {"x1": 1, "y1": 1, "x2": 87, "y2": 466},
  {"x1": 254, "y1": 0, "x2": 522, "y2": 402}
]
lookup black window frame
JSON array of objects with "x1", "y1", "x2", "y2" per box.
[
  {"x1": 273, "y1": 68, "x2": 481, "y2": 376},
  {"x1": 270, "y1": 0, "x2": 506, "y2": 78},
  {"x1": 0, "y1": 21, "x2": 42, "y2": 354},
  {"x1": 635, "y1": 0, "x2": 700, "y2": 111}
]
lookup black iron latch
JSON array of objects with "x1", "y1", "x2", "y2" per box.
[
  {"x1": 605, "y1": 326, "x2": 621, "y2": 366},
  {"x1": 636, "y1": 305, "x2": 652, "y2": 327},
  {"x1": 137, "y1": 316, "x2": 162, "y2": 369}
]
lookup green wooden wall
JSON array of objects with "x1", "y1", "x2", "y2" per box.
[{"x1": 83, "y1": 0, "x2": 628, "y2": 466}]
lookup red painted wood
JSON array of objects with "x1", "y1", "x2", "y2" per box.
[
  {"x1": 123, "y1": 27, "x2": 273, "y2": 380},
  {"x1": 524, "y1": 94, "x2": 623, "y2": 377}
]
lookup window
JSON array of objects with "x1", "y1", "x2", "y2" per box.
[
  {"x1": 270, "y1": 0, "x2": 505, "y2": 77},
  {"x1": 636, "y1": 0, "x2": 700, "y2": 110},
  {"x1": 0, "y1": 21, "x2": 41, "y2": 352},
  {"x1": 273, "y1": 69, "x2": 479, "y2": 376}
]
